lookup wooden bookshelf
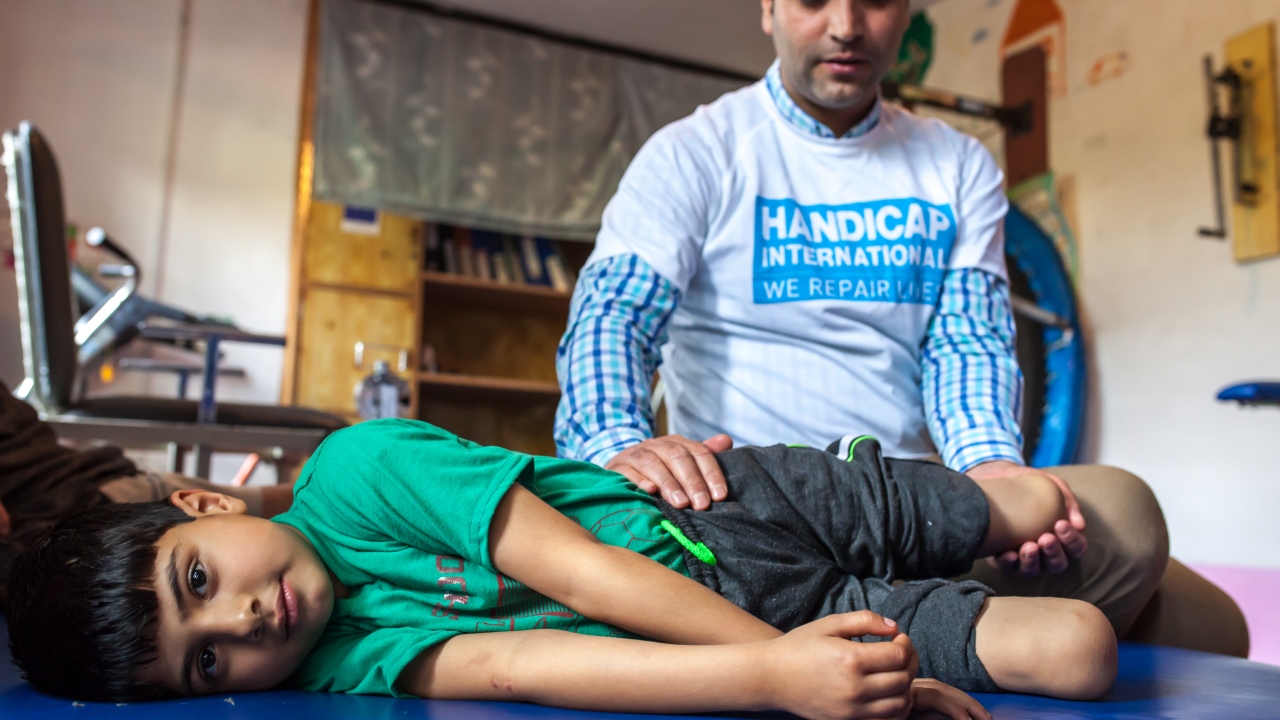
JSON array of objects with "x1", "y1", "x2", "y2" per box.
[
  {"x1": 418, "y1": 372, "x2": 560, "y2": 403},
  {"x1": 422, "y1": 271, "x2": 571, "y2": 316},
  {"x1": 287, "y1": 201, "x2": 590, "y2": 456}
]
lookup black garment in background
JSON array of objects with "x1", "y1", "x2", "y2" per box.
[
  {"x1": 661, "y1": 440, "x2": 998, "y2": 692},
  {"x1": 0, "y1": 381, "x2": 136, "y2": 601}
]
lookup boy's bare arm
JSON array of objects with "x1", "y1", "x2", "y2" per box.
[
  {"x1": 488, "y1": 484, "x2": 780, "y2": 645},
  {"x1": 397, "y1": 614, "x2": 919, "y2": 720}
]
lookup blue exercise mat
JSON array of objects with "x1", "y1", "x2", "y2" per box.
[{"x1": 3, "y1": 621, "x2": 1278, "y2": 720}]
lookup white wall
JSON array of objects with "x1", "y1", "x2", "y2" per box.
[
  {"x1": 0, "y1": 0, "x2": 308, "y2": 480},
  {"x1": 928, "y1": 0, "x2": 1280, "y2": 568},
  {"x1": 0, "y1": 0, "x2": 182, "y2": 388},
  {"x1": 157, "y1": 0, "x2": 308, "y2": 407}
]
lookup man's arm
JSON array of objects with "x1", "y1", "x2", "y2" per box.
[
  {"x1": 554, "y1": 254, "x2": 678, "y2": 466},
  {"x1": 489, "y1": 482, "x2": 777, "y2": 644},
  {"x1": 920, "y1": 267, "x2": 1024, "y2": 473},
  {"x1": 921, "y1": 268, "x2": 1085, "y2": 575},
  {"x1": 555, "y1": 254, "x2": 730, "y2": 509},
  {"x1": 397, "y1": 615, "x2": 917, "y2": 720}
]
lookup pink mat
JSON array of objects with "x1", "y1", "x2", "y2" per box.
[{"x1": 1189, "y1": 563, "x2": 1280, "y2": 665}]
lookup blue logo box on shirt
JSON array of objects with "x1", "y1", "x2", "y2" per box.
[{"x1": 753, "y1": 197, "x2": 958, "y2": 305}]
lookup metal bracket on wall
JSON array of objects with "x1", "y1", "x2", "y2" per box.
[
  {"x1": 1198, "y1": 22, "x2": 1280, "y2": 261},
  {"x1": 881, "y1": 81, "x2": 1034, "y2": 136},
  {"x1": 1198, "y1": 57, "x2": 1252, "y2": 239}
]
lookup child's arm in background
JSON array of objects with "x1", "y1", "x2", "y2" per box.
[
  {"x1": 488, "y1": 483, "x2": 777, "y2": 644},
  {"x1": 398, "y1": 612, "x2": 923, "y2": 720}
]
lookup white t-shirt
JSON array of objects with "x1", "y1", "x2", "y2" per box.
[{"x1": 588, "y1": 81, "x2": 1009, "y2": 457}]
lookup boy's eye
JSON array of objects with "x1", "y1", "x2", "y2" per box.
[
  {"x1": 198, "y1": 644, "x2": 218, "y2": 679},
  {"x1": 189, "y1": 562, "x2": 209, "y2": 598}
]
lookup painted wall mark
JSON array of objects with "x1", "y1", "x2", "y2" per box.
[
  {"x1": 888, "y1": 12, "x2": 935, "y2": 86},
  {"x1": 1086, "y1": 51, "x2": 1129, "y2": 87}
]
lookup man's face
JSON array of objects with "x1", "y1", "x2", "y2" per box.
[
  {"x1": 763, "y1": 0, "x2": 911, "y2": 112},
  {"x1": 139, "y1": 494, "x2": 333, "y2": 695}
]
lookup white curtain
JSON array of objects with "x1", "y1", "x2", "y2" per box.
[{"x1": 314, "y1": 0, "x2": 749, "y2": 240}]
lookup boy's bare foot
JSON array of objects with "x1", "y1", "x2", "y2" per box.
[
  {"x1": 910, "y1": 678, "x2": 991, "y2": 720},
  {"x1": 974, "y1": 472, "x2": 1080, "y2": 562},
  {"x1": 969, "y1": 462, "x2": 1088, "y2": 576}
]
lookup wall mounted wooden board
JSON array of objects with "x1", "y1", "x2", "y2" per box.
[{"x1": 1227, "y1": 22, "x2": 1280, "y2": 263}]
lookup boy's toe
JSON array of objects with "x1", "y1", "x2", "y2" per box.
[{"x1": 1056, "y1": 522, "x2": 1088, "y2": 558}]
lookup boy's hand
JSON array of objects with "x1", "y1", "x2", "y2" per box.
[
  {"x1": 0, "y1": 499, "x2": 10, "y2": 537},
  {"x1": 908, "y1": 679, "x2": 991, "y2": 720},
  {"x1": 606, "y1": 434, "x2": 733, "y2": 510},
  {"x1": 968, "y1": 461, "x2": 1087, "y2": 576},
  {"x1": 764, "y1": 611, "x2": 918, "y2": 720}
]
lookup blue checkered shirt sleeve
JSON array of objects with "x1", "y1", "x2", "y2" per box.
[
  {"x1": 922, "y1": 267, "x2": 1025, "y2": 472},
  {"x1": 555, "y1": 254, "x2": 680, "y2": 466}
]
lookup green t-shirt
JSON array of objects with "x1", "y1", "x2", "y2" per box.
[{"x1": 273, "y1": 419, "x2": 687, "y2": 696}]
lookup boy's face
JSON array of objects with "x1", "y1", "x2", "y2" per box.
[{"x1": 138, "y1": 491, "x2": 334, "y2": 695}]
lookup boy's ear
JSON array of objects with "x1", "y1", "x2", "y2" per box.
[{"x1": 169, "y1": 489, "x2": 249, "y2": 518}]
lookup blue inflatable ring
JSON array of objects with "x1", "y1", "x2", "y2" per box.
[{"x1": 1004, "y1": 205, "x2": 1086, "y2": 468}]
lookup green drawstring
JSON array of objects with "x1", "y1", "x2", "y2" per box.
[{"x1": 660, "y1": 520, "x2": 717, "y2": 565}]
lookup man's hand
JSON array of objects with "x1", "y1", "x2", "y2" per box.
[
  {"x1": 765, "y1": 612, "x2": 918, "y2": 720},
  {"x1": 908, "y1": 679, "x2": 991, "y2": 720},
  {"x1": 606, "y1": 434, "x2": 734, "y2": 510},
  {"x1": 967, "y1": 461, "x2": 1087, "y2": 576},
  {"x1": 0, "y1": 499, "x2": 10, "y2": 538}
]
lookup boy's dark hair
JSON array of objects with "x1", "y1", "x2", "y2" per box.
[{"x1": 6, "y1": 500, "x2": 194, "y2": 701}]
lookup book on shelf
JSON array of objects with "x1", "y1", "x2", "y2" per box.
[
  {"x1": 491, "y1": 252, "x2": 512, "y2": 284},
  {"x1": 439, "y1": 224, "x2": 460, "y2": 274},
  {"x1": 423, "y1": 223, "x2": 442, "y2": 272},
  {"x1": 537, "y1": 237, "x2": 578, "y2": 289},
  {"x1": 545, "y1": 255, "x2": 570, "y2": 292},
  {"x1": 473, "y1": 247, "x2": 492, "y2": 280},
  {"x1": 455, "y1": 226, "x2": 475, "y2": 277},
  {"x1": 427, "y1": 226, "x2": 576, "y2": 295},
  {"x1": 519, "y1": 235, "x2": 550, "y2": 287},
  {"x1": 471, "y1": 231, "x2": 508, "y2": 284},
  {"x1": 502, "y1": 236, "x2": 526, "y2": 285}
]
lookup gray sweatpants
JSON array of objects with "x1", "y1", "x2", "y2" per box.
[{"x1": 660, "y1": 438, "x2": 998, "y2": 692}]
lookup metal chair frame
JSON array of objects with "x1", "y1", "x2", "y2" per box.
[{"x1": 4, "y1": 121, "x2": 342, "y2": 478}]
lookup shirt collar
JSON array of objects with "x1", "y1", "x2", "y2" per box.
[{"x1": 764, "y1": 59, "x2": 881, "y2": 140}]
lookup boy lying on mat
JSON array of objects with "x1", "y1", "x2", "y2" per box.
[{"x1": 7, "y1": 419, "x2": 1116, "y2": 720}]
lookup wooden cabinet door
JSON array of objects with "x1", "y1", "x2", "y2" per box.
[
  {"x1": 304, "y1": 202, "x2": 421, "y2": 293},
  {"x1": 295, "y1": 287, "x2": 416, "y2": 417}
]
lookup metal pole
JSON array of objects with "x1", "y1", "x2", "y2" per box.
[
  {"x1": 1199, "y1": 56, "x2": 1228, "y2": 239},
  {"x1": 193, "y1": 333, "x2": 220, "y2": 478}
]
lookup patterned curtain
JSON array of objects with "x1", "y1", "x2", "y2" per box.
[{"x1": 313, "y1": 0, "x2": 749, "y2": 240}]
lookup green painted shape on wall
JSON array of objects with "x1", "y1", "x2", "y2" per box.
[{"x1": 887, "y1": 12, "x2": 935, "y2": 86}]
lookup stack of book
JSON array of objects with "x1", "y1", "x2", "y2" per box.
[{"x1": 425, "y1": 225, "x2": 577, "y2": 293}]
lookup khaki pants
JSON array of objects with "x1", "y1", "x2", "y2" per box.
[
  {"x1": 956, "y1": 464, "x2": 1250, "y2": 657},
  {"x1": 99, "y1": 472, "x2": 265, "y2": 518}
]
